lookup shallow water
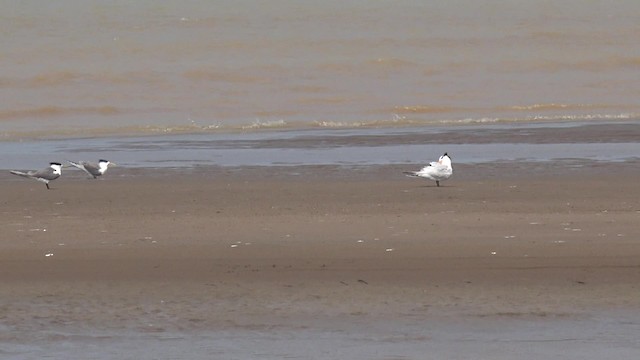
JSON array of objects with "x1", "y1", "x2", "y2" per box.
[
  {"x1": 3, "y1": 312, "x2": 639, "y2": 360},
  {"x1": 1, "y1": 121, "x2": 638, "y2": 170}
]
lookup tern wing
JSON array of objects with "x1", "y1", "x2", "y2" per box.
[
  {"x1": 428, "y1": 164, "x2": 452, "y2": 180},
  {"x1": 82, "y1": 162, "x2": 101, "y2": 177},
  {"x1": 30, "y1": 167, "x2": 60, "y2": 181},
  {"x1": 403, "y1": 164, "x2": 437, "y2": 180},
  {"x1": 415, "y1": 164, "x2": 438, "y2": 180},
  {"x1": 68, "y1": 161, "x2": 99, "y2": 178},
  {"x1": 416, "y1": 163, "x2": 452, "y2": 180}
]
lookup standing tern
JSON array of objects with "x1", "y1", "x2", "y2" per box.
[
  {"x1": 67, "y1": 159, "x2": 116, "y2": 179},
  {"x1": 10, "y1": 162, "x2": 63, "y2": 189},
  {"x1": 403, "y1": 152, "x2": 453, "y2": 187}
]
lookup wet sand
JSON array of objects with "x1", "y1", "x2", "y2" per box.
[{"x1": 1, "y1": 164, "x2": 639, "y2": 358}]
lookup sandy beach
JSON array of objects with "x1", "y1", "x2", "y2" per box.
[{"x1": 1, "y1": 163, "x2": 639, "y2": 358}]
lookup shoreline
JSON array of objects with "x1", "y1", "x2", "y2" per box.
[{"x1": 1, "y1": 120, "x2": 639, "y2": 170}]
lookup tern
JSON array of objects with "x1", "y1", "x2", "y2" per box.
[
  {"x1": 67, "y1": 159, "x2": 116, "y2": 179},
  {"x1": 10, "y1": 162, "x2": 63, "y2": 190},
  {"x1": 403, "y1": 152, "x2": 453, "y2": 187}
]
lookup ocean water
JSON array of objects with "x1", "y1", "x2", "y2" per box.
[{"x1": 2, "y1": 0, "x2": 640, "y2": 140}]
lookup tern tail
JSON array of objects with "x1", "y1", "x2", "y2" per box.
[
  {"x1": 403, "y1": 171, "x2": 419, "y2": 177},
  {"x1": 67, "y1": 160, "x2": 82, "y2": 169},
  {"x1": 10, "y1": 170, "x2": 30, "y2": 178}
]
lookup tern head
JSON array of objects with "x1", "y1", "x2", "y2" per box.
[
  {"x1": 98, "y1": 159, "x2": 116, "y2": 174},
  {"x1": 50, "y1": 162, "x2": 63, "y2": 175},
  {"x1": 439, "y1": 153, "x2": 452, "y2": 167}
]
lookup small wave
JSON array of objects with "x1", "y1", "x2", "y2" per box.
[
  {"x1": 392, "y1": 105, "x2": 461, "y2": 114},
  {"x1": 297, "y1": 96, "x2": 356, "y2": 105},
  {"x1": 308, "y1": 113, "x2": 640, "y2": 129},
  {"x1": 574, "y1": 56, "x2": 640, "y2": 71},
  {"x1": 527, "y1": 113, "x2": 635, "y2": 121},
  {"x1": 443, "y1": 117, "x2": 503, "y2": 125},
  {"x1": 289, "y1": 85, "x2": 329, "y2": 94},
  {"x1": 29, "y1": 71, "x2": 80, "y2": 86},
  {"x1": 145, "y1": 123, "x2": 223, "y2": 134},
  {"x1": 507, "y1": 103, "x2": 611, "y2": 111},
  {"x1": 510, "y1": 103, "x2": 572, "y2": 111},
  {"x1": 446, "y1": 113, "x2": 637, "y2": 125},
  {"x1": 313, "y1": 113, "x2": 416, "y2": 128},
  {"x1": 21, "y1": 71, "x2": 166, "y2": 87},
  {"x1": 437, "y1": 113, "x2": 637, "y2": 125},
  {"x1": 0, "y1": 106, "x2": 120, "y2": 120},
  {"x1": 241, "y1": 119, "x2": 288, "y2": 130},
  {"x1": 182, "y1": 68, "x2": 267, "y2": 84},
  {"x1": 527, "y1": 56, "x2": 640, "y2": 73},
  {"x1": 365, "y1": 57, "x2": 417, "y2": 68},
  {"x1": 353, "y1": 113, "x2": 637, "y2": 128},
  {"x1": 313, "y1": 120, "x2": 371, "y2": 128},
  {"x1": 316, "y1": 63, "x2": 357, "y2": 73},
  {"x1": 315, "y1": 57, "x2": 418, "y2": 75}
]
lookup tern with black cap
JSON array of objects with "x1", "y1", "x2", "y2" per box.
[
  {"x1": 67, "y1": 159, "x2": 116, "y2": 179},
  {"x1": 10, "y1": 162, "x2": 63, "y2": 189}
]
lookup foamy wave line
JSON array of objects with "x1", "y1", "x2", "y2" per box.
[
  {"x1": 508, "y1": 103, "x2": 613, "y2": 111},
  {"x1": 314, "y1": 120, "x2": 373, "y2": 128},
  {"x1": 2, "y1": 113, "x2": 637, "y2": 140},
  {"x1": 528, "y1": 113, "x2": 635, "y2": 121},
  {"x1": 241, "y1": 119, "x2": 288, "y2": 130},
  {"x1": 146, "y1": 123, "x2": 223, "y2": 133},
  {"x1": 442, "y1": 113, "x2": 637, "y2": 125},
  {"x1": 392, "y1": 103, "x2": 625, "y2": 115},
  {"x1": 313, "y1": 113, "x2": 637, "y2": 129},
  {"x1": 314, "y1": 113, "x2": 418, "y2": 128}
]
